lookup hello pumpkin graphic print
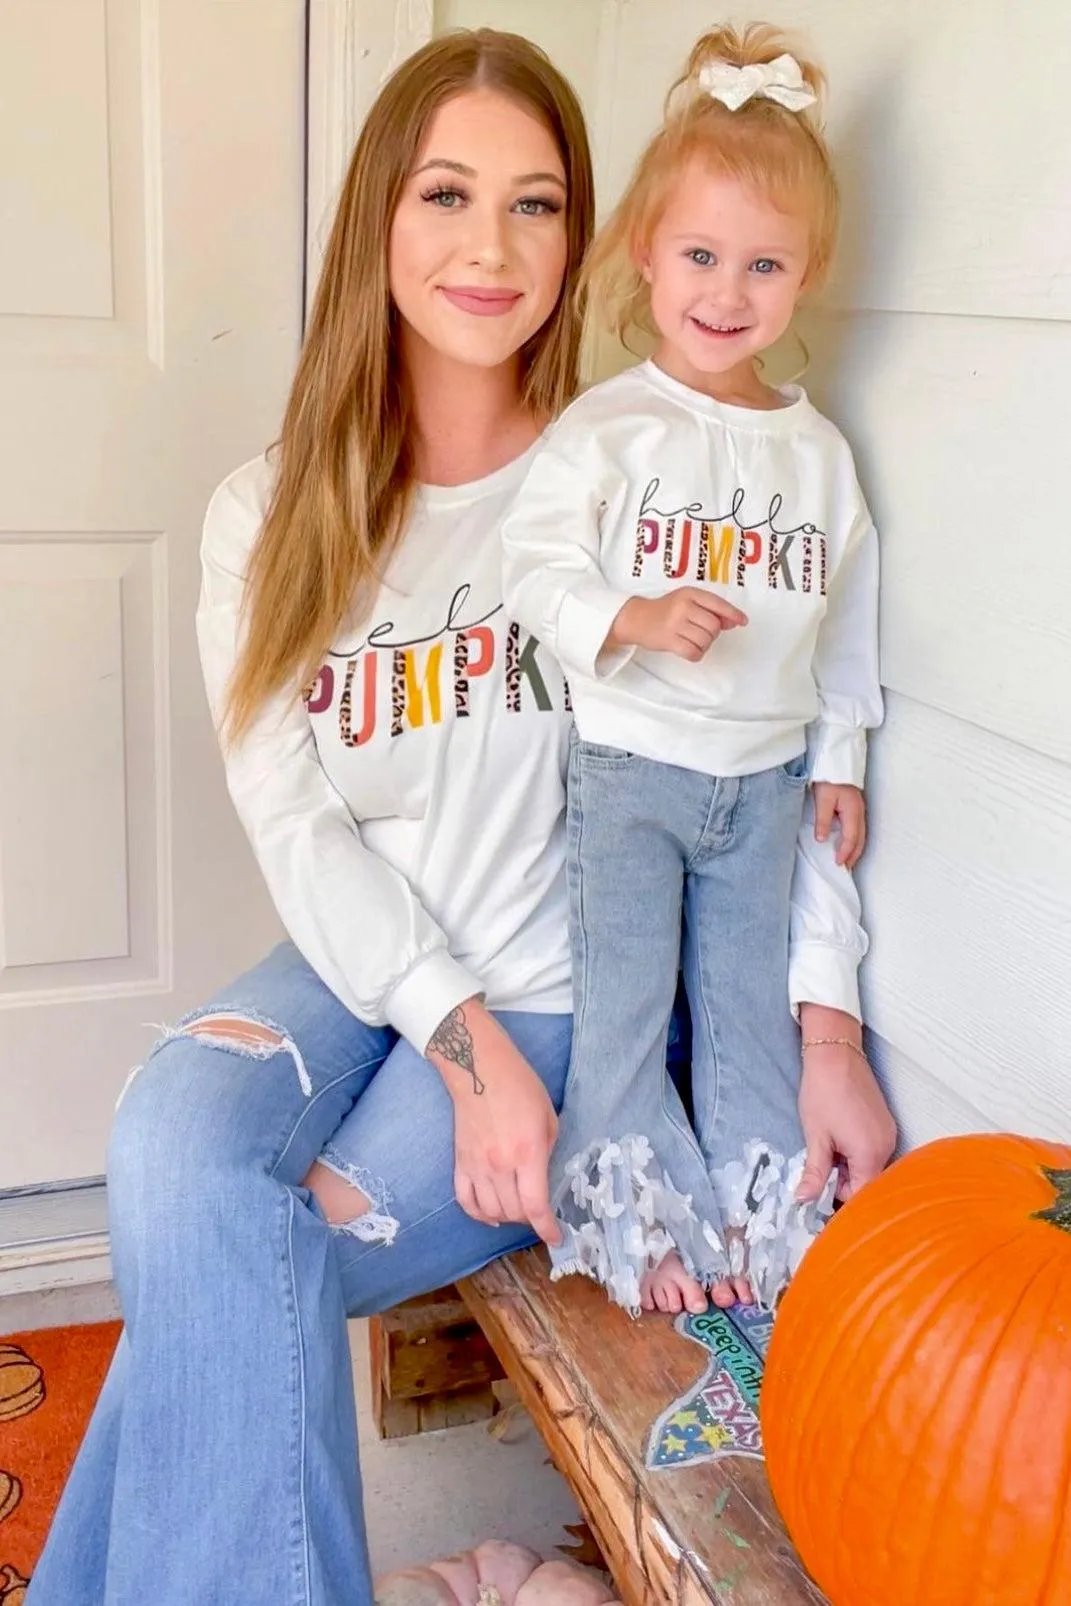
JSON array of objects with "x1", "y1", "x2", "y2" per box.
[{"x1": 304, "y1": 583, "x2": 570, "y2": 748}]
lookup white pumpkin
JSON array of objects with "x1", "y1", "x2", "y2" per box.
[
  {"x1": 375, "y1": 1566, "x2": 458, "y2": 1606},
  {"x1": 515, "y1": 1561, "x2": 617, "y2": 1606},
  {"x1": 471, "y1": 1541, "x2": 543, "y2": 1603},
  {"x1": 374, "y1": 1542, "x2": 621, "y2": 1606},
  {"x1": 427, "y1": 1553, "x2": 481, "y2": 1606}
]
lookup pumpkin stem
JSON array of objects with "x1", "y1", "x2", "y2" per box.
[{"x1": 1034, "y1": 1167, "x2": 1071, "y2": 1233}]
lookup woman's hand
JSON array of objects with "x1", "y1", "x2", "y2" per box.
[
  {"x1": 812, "y1": 782, "x2": 867, "y2": 868},
  {"x1": 795, "y1": 1004, "x2": 897, "y2": 1204},
  {"x1": 426, "y1": 999, "x2": 562, "y2": 1247}
]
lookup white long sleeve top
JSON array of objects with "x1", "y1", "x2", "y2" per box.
[
  {"x1": 501, "y1": 359, "x2": 882, "y2": 788},
  {"x1": 196, "y1": 446, "x2": 574, "y2": 1053},
  {"x1": 502, "y1": 360, "x2": 881, "y2": 1019}
]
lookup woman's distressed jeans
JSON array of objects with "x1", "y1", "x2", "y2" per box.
[{"x1": 27, "y1": 941, "x2": 570, "y2": 1606}]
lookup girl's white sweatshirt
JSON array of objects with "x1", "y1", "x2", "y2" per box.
[{"x1": 501, "y1": 360, "x2": 883, "y2": 788}]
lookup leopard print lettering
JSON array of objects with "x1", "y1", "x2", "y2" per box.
[
  {"x1": 454, "y1": 631, "x2": 471, "y2": 718},
  {"x1": 662, "y1": 518, "x2": 677, "y2": 578},
  {"x1": 633, "y1": 517, "x2": 658, "y2": 577},
  {"x1": 338, "y1": 657, "x2": 376, "y2": 747},
  {"x1": 338, "y1": 658, "x2": 356, "y2": 744},
  {"x1": 505, "y1": 622, "x2": 521, "y2": 713},
  {"x1": 390, "y1": 650, "x2": 406, "y2": 738},
  {"x1": 697, "y1": 521, "x2": 712, "y2": 583}
]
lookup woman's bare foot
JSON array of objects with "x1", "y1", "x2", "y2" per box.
[{"x1": 640, "y1": 1251, "x2": 709, "y2": 1314}]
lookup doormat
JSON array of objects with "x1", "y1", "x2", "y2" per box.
[
  {"x1": 646, "y1": 1303, "x2": 773, "y2": 1469},
  {"x1": 0, "y1": 1321, "x2": 121, "y2": 1600}
]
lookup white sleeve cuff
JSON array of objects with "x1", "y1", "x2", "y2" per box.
[
  {"x1": 557, "y1": 583, "x2": 636, "y2": 680},
  {"x1": 789, "y1": 939, "x2": 862, "y2": 1023},
  {"x1": 385, "y1": 951, "x2": 485, "y2": 1054},
  {"x1": 809, "y1": 723, "x2": 868, "y2": 789}
]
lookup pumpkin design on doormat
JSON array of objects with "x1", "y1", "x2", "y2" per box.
[
  {"x1": 0, "y1": 1350, "x2": 44, "y2": 1426},
  {"x1": 646, "y1": 1302, "x2": 773, "y2": 1469},
  {"x1": 0, "y1": 1564, "x2": 29, "y2": 1606},
  {"x1": 0, "y1": 1323, "x2": 121, "y2": 1594},
  {"x1": 0, "y1": 1341, "x2": 41, "y2": 1604}
]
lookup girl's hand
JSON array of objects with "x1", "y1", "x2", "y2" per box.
[
  {"x1": 813, "y1": 782, "x2": 867, "y2": 868},
  {"x1": 426, "y1": 1000, "x2": 562, "y2": 1247},
  {"x1": 609, "y1": 589, "x2": 748, "y2": 662},
  {"x1": 795, "y1": 1006, "x2": 897, "y2": 1204}
]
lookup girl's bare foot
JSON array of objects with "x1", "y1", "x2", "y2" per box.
[
  {"x1": 640, "y1": 1251, "x2": 709, "y2": 1314},
  {"x1": 709, "y1": 1274, "x2": 755, "y2": 1308}
]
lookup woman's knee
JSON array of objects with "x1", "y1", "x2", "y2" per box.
[
  {"x1": 304, "y1": 1161, "x2": 371, "y2": 1225},
  {"x1": 304, "y1": 1155, "x2": 399, "y2": 1247},
  {"x1": 109, "y1": 1012, "x2": 296, "y2": 1203}
]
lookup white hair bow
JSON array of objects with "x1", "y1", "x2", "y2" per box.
[{"x1": 697, "y1": 53, "x2": 816, "y2": 113}]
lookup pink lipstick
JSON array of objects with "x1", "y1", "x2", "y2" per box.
[{"x1": 439, "y1": 286, "x2": 523, "y2": 317}]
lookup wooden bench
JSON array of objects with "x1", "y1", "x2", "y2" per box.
[{"x1": 456, "y1": 1250, "x2": 826, "y2": 1606}]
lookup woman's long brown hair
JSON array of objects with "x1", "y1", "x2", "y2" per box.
[{"x1": 224, "y1": 29, "x2": 594, "y2": 743}]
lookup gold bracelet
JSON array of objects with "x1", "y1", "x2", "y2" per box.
[{"x1": 802, "y1": 1036, "x2": 870, "y2": 1065}]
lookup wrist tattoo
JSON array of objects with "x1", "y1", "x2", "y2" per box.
[{"x1": 428, "y1": 1006, "x2": 485, "y2": 1095}]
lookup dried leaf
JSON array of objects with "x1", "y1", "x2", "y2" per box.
[
  {"x1": 486, "y1": 1401, "x2": 529, "y2": 1443},
  {"x1": 556, "y1": 1521, "x2": 608, "y2": 1572}
]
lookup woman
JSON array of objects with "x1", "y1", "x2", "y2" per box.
[
  {"x1": 29, "y1": 31, "x2": 593, "y2": 1606},
  {"x1": 30, "y1": 26, "x2": 891, "y2": 1606}
]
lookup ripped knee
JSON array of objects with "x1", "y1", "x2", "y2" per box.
[
  {"x1": 175, "y1": 1013, "x2": 311, "y2": 1096},
  {"x1": 305, "y1": 1161, "x2": 372, "y2": 1221},
  {"x1": 304, "y1": 1149, "x2": 399, "y2": 1246},
  {"x1": 118, "y1": 1008, "x2": 314, "y2": 1109},
  {"x1": 183, "y1": 1014, "x2": 287, "y2": 1051}
]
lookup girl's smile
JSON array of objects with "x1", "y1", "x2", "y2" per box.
[{"x1": 638, "y1": 159, "x2": 811, "y2": 401}]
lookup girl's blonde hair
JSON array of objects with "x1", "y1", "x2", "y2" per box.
[
  {"x1": 584, "y1": 23, "x2": 838, "y2": 345},
  {"x1": 224, "y1": 29, "x2": 594, "y2": 743}
]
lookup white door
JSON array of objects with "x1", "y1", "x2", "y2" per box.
[{"x1": 0, "y1": 0, "x2": 307, "y2": 1189}]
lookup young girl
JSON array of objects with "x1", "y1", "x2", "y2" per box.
[{"x1": 502, "y1": 23, "x2": 895, "y2": 1318}]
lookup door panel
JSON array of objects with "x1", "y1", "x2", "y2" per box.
[{"x1": 1, "y1": 0, "x2": 307, "y2": 1186}]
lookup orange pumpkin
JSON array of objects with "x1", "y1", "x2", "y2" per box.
[{"x1": 761, "y1": 1133, "x2": 1071, "y2": 1606}]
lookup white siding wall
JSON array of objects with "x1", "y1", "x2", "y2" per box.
[{"x1": 434, "y1": 0, "x2": 1071, "y2": 1148}]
